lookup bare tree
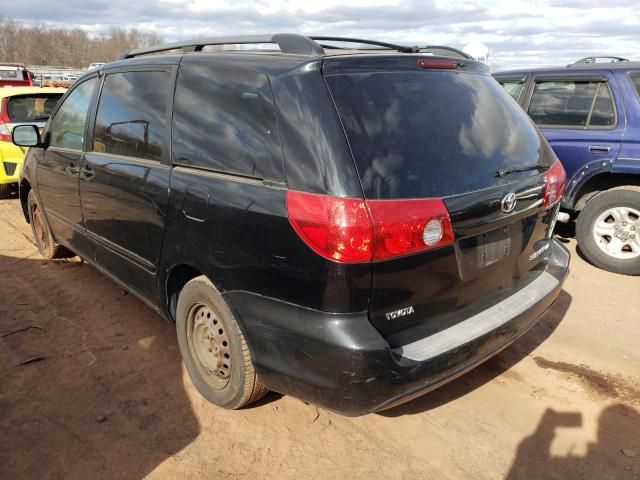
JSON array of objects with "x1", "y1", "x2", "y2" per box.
[{"x1": 0, "y1": 17, "x2": 164, "y2": 67}]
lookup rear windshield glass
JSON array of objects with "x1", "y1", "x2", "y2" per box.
[
  {"x1": 6, "y1": 94, "x2": 63, "y2": 122},
  {"x1": 326, "y1": 71, "x2": 544, "y2": 199}
]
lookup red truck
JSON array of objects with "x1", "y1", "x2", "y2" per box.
[{"x1": 0, "y1": 64, "x2": 34, "y2": 87}]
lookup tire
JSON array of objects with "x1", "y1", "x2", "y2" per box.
[
  {"x1": 576, "y1": 186, "x2": 640, "y2": 275},
  {"x1": 27, "y1": 190, "x2": 75, "y2": 260},
  {"x1": 176, "y1": 275, "x2": 268, "y2": 409},
  {"x1": 0, "y1": 183, "x2": 13, "y2": 199}
]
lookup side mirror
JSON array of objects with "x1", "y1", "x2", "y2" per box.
[{"x1": 12, "y1": 125, "x2": 43, "y2": 148}]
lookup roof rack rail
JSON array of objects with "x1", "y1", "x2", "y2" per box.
[
  {"x1": 118, "y1": 34, "x2": 325, "y2": 60},
  {"x1": 417, "y1": 45, "x2": 472, "y2": 59},
  {"x1": 570, "y1": 56, "x2": 629, "y2": 66},
  {"x1": 309, "y1": 36, "x2": 419, "y2": 53},
  {"x1": 118, "y1": 33, "x2": 472, "y2": 61}
]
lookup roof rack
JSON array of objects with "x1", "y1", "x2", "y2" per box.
[
  {"x1": 417, "y1": 45, "x2": 472, "y2": 59},
  {"x1": 118, "y1": 33, "x2": 472, "y2": 60},
  {"x1": 309, "y1": 36, "x2": 419, "y2": 53},
  {"x1": 570, "y1": 56, "x2": 629, "y2": 66},
  {"x1": 118, "y1": 34, "x2": 325, "y2": 59}
]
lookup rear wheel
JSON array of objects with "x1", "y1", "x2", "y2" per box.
[
  {"x1": 176, "y1": 275, "x2": 268, "y2": 409},
  {"x1": 576, "y1": 187, "x2": 640, "y2": 275}
]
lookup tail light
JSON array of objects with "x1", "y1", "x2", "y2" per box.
[
  {"x1": 367, "y1": 198, "x2": 454, "y2": 260},
  {"x1": 543, "y1": 159, "x2": 567, "y2": 209},
  {"x1": 0, "y1": 97, "x2": 11, "y2": 142},
  {"x1": 287, "y1": 191, "x2": 455, "y2": 263}
]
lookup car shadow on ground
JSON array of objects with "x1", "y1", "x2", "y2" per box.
[
  {"x1": 0, "y1": 252, "x2": 200, "y2": 480},
  {"x1": 505, "y1": 403, "x2": 640, "y2": 479},
  {"x1": 379, "y1": 289, "x2": 572, "y2": 417}
]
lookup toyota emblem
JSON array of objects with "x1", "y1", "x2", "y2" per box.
[{"x1": 501, "y1": 193, "x2": 517, "y2": 213}]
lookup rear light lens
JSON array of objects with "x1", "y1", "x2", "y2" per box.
[
  {"x1": 0, "y1": 123, "x2": 11, "y2": 142},
  {"x1": 367, "y1": 198, "x2": 454, "y2": 260},
  {"x1": 418, "y1": 59, "x2": 458, "y2": 70},
  {"x1": 286, "y1": 191, "x2": 373, "y2": 263},
  {"x1": 287, "y1": 191, "x2": 455, "y2": 263},
  {"x1": 0, "y1": 98, "x2": 11, "y2": 142},
  {"x1": 543, "y1": 159, "x2": 567, "y2": 209}
]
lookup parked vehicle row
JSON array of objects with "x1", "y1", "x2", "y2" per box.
[
  {"x1": 495, "y1": 58, "x2": 640, "y2": 275},
  {"x1": 11, "y1": 34, "x2": 570, "y2": 415}
]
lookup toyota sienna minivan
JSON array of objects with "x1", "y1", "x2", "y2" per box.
[{"x1": 12, "y1": 34, "x2": 570, "y2": 415}]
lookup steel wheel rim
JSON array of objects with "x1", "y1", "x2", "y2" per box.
[
  {"x1": 592, "y1": 206, "x2": 640, "y2": 260},
  {"x1": 186, "y1": 303, "x2": 232, "y2": 390},
  {"x1": 31, "y1": 203, "x2": 47, "y2": 250}
]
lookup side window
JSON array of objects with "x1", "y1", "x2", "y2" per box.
[
  {"x1": 93, "y1": 70, "x2": 171, "y2": 161},
  {"x1": 629, "y1": 72, "x2": 640, "y2": 100},
  {"x1": 528, "y1": 80, "x2": 615, "y2": 128},
  {"x1": 498, "y1": 79, "x2": 525, "y2": 102},
  {"x1": 49, "y1": 77, "x2": 97, "y2": 150},
  {"x1": 589, "y1": 83, "x2": 615, "y2": 127},
  {"x1": 172, "y1": 65, "x2": 283, "y2": 180}
]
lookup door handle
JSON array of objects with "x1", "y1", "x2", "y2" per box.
[
  {"x1": 65, "y1": 164, "x2": 79, "y2": 176},
  {"x1": 80, "y1": 167, "x2": 94, "y2": 180},
  {"x1": 589, "y1": 145, "x2": 611, "y2": 154}
]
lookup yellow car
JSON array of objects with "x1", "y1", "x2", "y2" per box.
[{"x1": 0, "y1": 86, "x2": 67, "y2": 198}]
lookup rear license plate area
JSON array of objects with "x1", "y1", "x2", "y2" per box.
[
  {"x1": 456, "y1": 224, "x2": 523, "y2": 280},
  {"x1": 477, "y1": 226, "x2": 512, "y2": 267}
]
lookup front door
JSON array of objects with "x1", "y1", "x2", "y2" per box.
[
  {"x1": 37, "y1": 76, "x2": 98, "y2": 259},
  {"x1": 79, "y1": 68, "x2": 174, "y2": 303}
]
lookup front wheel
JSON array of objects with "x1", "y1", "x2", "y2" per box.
[
  {"x1": 176, "y1": 275, "x2": 268, "y2": 409},
  {"x1": 576, "y1": 187, "x2": 640, "y2": 275},
  {"x1": 27, "y1": 190, "x2": 69, "y2": 260}
]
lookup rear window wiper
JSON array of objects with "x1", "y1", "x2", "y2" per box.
[
  {"x1": 30, "y1": 116, "x2": 50, "y2": 122},
  {"x1": 496, "y1": 164, "x2": 547, "y2": 178}
]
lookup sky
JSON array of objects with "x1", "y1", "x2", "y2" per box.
[{"x1": 3, "y1": 0, "x2": 640, "y2": 70}]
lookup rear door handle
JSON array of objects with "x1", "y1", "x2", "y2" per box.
[{"x1": 589, "y1": 145, "x2": 611, "y2": 154}]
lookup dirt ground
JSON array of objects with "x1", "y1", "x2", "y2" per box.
[{"x1": 0, "y1": 197, "x2": 638, "y2": 480}]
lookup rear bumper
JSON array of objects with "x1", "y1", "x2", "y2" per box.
[{"x1": 225, "y1": 239, "x2": 570, "y2": 416}]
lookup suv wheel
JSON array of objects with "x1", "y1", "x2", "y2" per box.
[
  {"x1": 576, "y1": 186, "x2": 640, "y2": 275},
  {"x1": 176, "y1": 275, "x2": 268, "y2": 409},
  {"x1": 27, "y1": 190, "x2": 72, "y2": 260}
]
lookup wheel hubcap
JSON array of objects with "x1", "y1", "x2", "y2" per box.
[
  {"x1": 186, "y1": 304, "x2": 231, "y2": 389},
  {"x1": 592, "y1": 206, "x2": 640, "y2": 260}
]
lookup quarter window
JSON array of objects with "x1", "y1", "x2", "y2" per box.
[
  {"x1": 498, "y1": 79, "x2": 525, "y2": 102},
  {"x1": 528, "y1": 80, "x2": 616, "y2": 128},
  {"x1": 172, "y1": 65, "x2": 283, "y2": 180},
  {"x1": 629, "y1": 72, "x2": 640, "y2": 100},
  {"x1": 49, "y1": 77, "x2": 97, "y2": 150},
  {"x1": 93, "y1": 71, "x2": 171, "y2": 161}
]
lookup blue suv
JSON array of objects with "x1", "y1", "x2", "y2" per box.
[{"x1": 495, "y1": 58, "x2": 640, "y2": 275}]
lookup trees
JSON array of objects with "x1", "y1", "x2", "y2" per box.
[{"x1": 0, "y1": 18, "x2": 163, "y2": 67}]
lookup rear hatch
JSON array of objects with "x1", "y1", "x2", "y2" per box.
[{"x1": 323, "y1": 56, "x2": 563, "y2": 344}]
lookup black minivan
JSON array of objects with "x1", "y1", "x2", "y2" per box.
[{"x1": 12, "y1": 34, "x2": 570, "y2": 415}]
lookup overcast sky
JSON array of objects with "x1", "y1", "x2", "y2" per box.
[{"x1": 4, "y1": 0, "x2": 639, "y2": 70}]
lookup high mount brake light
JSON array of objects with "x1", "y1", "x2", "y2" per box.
[
  {"x1": 543, "y1": 159, "x2": 567, "y2": 209},
  {"x1": 287, "y1": 191, "x2": 455, "y2": 263},
  {"x1": 417, "y1": 59, "x2": 458, "y2": 70}
]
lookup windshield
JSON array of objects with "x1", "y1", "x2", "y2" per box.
[
  {"x1": 326, "y1": 71, "x2": 545, "y2": 199},
  {"x1": 6, "y1": 94, "x2": 63, "y2": 122}
]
